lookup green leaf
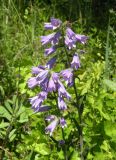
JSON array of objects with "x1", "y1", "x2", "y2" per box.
[
  {"x1": 104, "y1": 121, "x2": 116, "y2": 140},
  {"x1": 0, "y1": 122, "x2": 9, "y2": 129},
  {"x1": 34, "y1": 143, "x2": 50, "y2": 155},
  {"x1": 0, "y1": 106, "x2": 12, "y2": 121},
  {"x1": 0, "y1": 85, "x2": 5, "y2": 96},
  {"x1": 9, "y1": 129, "x2": 16, "y2": 142},
  {"x1": 103, "y1": 79, "x2": 116, "y2": 91},
  {"x1": 70, "y1": 150, "x2": 80, "y2": 160}
]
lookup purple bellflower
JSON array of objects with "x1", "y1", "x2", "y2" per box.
[
  {"x1": 45, "y1": 118, "x2": 59, "y2": 136},
  {"x1": 60, "y1": 118, "x2": 67, "y2": 128},
  {"x1": 52, "y1": 32, "x2": 61, "y2": 45},
  {"x1": 47, "y1": 75, "x2": 56, "y2": 92},
  {"x1": 58, "y1": 96, "x2": 67, "y2": 110},
  {"x1": 41, "y1": 33, "x2": 56, "y2": 45},
  {"x1": 75, "y1": 34, "x2": 88, "y2": 44},
  {"x1": 27, "y1": 77, "x2": 38, "y2": 89},
  {"x1": 29, "y1": 91, "x2": 47, "y2": 112},
  {"x1": 38, "y1": 105, "x2": 51, "y2": 112},
  {"x1": 66, "y1": 27, "x2": 76, "y2": 41},
  {"x1": 61, "y1": 69, "x2": 73, "y2": 86},
  {"x1": 52, "y1": 72, "x2": 59, "y2": 83},
  {"x1": 45, "y1": 46, "x2": 56, "y2": 56},
  {"x1": 44, "y1": 18, "x2": 62, "y2": 30},
  {"x1": 58, "y1": 80, "x2": 71, "y2": 100},
  {"x1": 46, "y1": 57, "x2": 57, "y2": 69},
  {"x1": 32, "y1": 65, "x2": 46, "y2": 75},
  {"x1": 71, "y1": 53, "x2": 80, "y2": 70},
  {"x1": 45, "y1": 115, "x2": 56, "y2": 122},
  {"x1": 65, "y1": 36, "x2": 76, "y2": 50}
]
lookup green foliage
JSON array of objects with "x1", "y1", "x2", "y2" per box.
[{"x1": 0, "y1": 0, "x2": 116, "y2": 159}]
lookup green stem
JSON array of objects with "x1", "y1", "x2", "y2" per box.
[
  {"x1": 54, "y1": 92, "x2": 68, "y2": 160},
  {"x1": 64, "y1": 47, "x2": 84, "y2": 160}
]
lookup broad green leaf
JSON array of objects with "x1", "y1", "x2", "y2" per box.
[{"x1": 0, "y1": 122, "x2": 9, "y2": 129}]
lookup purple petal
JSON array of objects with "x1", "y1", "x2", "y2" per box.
[
  {"x1": 71, "y1": 53, "x2": 80, "y2": 70},
  {"x1": 45, "y1": 46, "x2": 56, "y2": 56},
  {"x1": 27, "y1": 77, "x2": 38, "y2": 89},
  {"x1": 40, "y1": 33, "x2": 55, "y2": 45},
  {"x1": 50, "y1": 17, "x2": 62, "y2": 30},
  {"x1": 45, "y1": 119, "x2": 58, "y2": 136},
  {"x1": 52, "y1": 72, "x2": 59, "y2": 82},
  {"x1": 58, "y1": 96, "x2": 67, "y2": 110},
  {"x1": 75, "y1": 34, "x2": 88, "y2": 44},
  {"x1": 52, "y1": 32, "x2": 61, "y2": 45},
  {"x1": 38, "y1": 105, "x2": 51, "y2": 112},
  {"x1": 58, "y1": 80, "x2": 71, "y2": 100},
  {"x1": 44, "y1": 23, "x2": 53, "y2": 30},
  {"x1": 45, "y1": 115, "x2": 56, "y2": 122},
  {"x1": 47, "y1": 77, "x2": 56, "y2": 92},
  {"x1": 46, "y1": 57, "x2": 57, "y2": 69},
  {"x1": 65, "y1": 36, "x2": 76, "y2": 50},
  {"x1": 60, "y1": 118, "x2": 67, "y2": 128},
  {"x1": 66, "y1": 27, "x2": 76, "y2": 40},
  {"x1": 36, "y1": 70, "x2": 49, "y2": 82},
  {"x1": 61, "y1": 69, "x2": 73, "y2": 86}
]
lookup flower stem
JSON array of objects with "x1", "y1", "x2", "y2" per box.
[{"x1": 64, "y1": 47, "x2": 84, "y2": 160}]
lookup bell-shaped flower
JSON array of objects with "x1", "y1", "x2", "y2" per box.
[
  {"x1": 36, "y1": 70, "x2": 49, "y2": 82},
  {"x1": 29, "y1": 95, "x2": 42, "y2": 109},
  {"x1": 45, "y1": 46, "x2": 56, "y2": 56},
  {"x1": 40, "y1": 77, "x2": 49, "y2": 91},
  {"x1": 29, "y1": 91, "x2": 47, "y2": 111},
  {"x1": 71, "y1": 53, "x2": 80, "y2": 70},
  {"x1": 65, "y1": 36, "x2": 76, "y2": 50},
  {"x1": 32, "y1": 65, "x2": 45, "y2": 75},
  {"x1": 52, "y1": 32, "x2": 61, "y2": 45},
  {"x1": 61, "y1": 69, "x2": 73, "y2": 86},
  {"x1": 58, "y1": 96, "x2": 67, "y2": 110},
  {"x1": 52, "y1": 72, "x2": 59, "y2": 83},
  {"x1": 40, "y1": 33, "x2": 56, "y2": 45},
  {"x1": 27, "y1": 77, "x2": 39, "y2": 89},
  {"x1": 60, "y1": 118, "x2": 67, "y2": 128},
  {"x1": 51, "y1": 18, "x2": 62, "y2": 29},
  {"x1": 44, "y1": 18, "x2": 62, "y2": 30},
  {"x1": 45, "y1": 115, "x2": 56, "y2": 122},
  {"x1": 66, "y1": 27, "x2": 76, "y2": 41},
  {"x1": 75, "y1": 34, "x2": 88, "y2": 44},
  {"x1": 58, "y1": 80, "x2": 71, "y2": 100},
  {"x1": 38, "y1": 105, "x2": 51, "y2": 112},
  {"x1": 45, "y1": 118, "x2": 59, "y2": 136},
  {"x1": 46, "y1": 57, "x2": 57, "y2": 69},
  {"x1": 47, "y1": 76, "x2": 56, "y2": 92}
]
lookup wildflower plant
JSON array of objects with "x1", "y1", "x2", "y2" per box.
[{"x1": 28, "y1": 18, "x2": 88, "y2": 159}]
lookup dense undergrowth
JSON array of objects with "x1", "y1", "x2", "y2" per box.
[{"x1": 0, "y1": 0, "x2": 116, "y2": 159}]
